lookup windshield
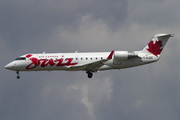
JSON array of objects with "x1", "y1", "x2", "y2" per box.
[{"x1": 15, "y1": 57, "x2": 26, "y2": 60}]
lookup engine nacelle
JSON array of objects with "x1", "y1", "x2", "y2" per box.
[
  {"x1": 114, "y1": 51, "x2": 128, "y2": 60},
  {"x1": 114, "y1": 51, "x2": 139, "y2": 60}
]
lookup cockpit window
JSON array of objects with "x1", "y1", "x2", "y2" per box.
[{"x1": 15, "y1": 57, "x2": 26, "y2": 60}]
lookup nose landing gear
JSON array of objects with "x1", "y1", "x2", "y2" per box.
[{"x1": 16, "y1": 71, "x2": 20, "y2": 79}]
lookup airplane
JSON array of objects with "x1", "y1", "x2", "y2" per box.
[{"x1": 4, "y1": 34, "x2": 173, "y2": 79}]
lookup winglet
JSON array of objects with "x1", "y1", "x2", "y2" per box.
[{"x1": 107, "y1": 51, "x2": 114, "y2": 59}]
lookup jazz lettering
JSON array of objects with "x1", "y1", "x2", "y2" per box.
[{"x1": 26, "y1": 54, "x2": 77, "y2": 69}]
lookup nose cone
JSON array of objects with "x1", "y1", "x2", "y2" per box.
[{"x1": 4, "y1": 62, "x2": 15, "y2": 70}]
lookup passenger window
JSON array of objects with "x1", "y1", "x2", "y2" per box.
[
  {"x1": 76, "y1": 58, "x2": 78, "y2": 60},
  {"x1": 86, "y1": 58, "x2": 88, "y2": 60},
  {"x1": 91, "y1": 58, "x2": 92, "y2": 60},
  {"x1": 101, "y1": 57, "x2": 103, "y2": 60},
  {"x1": 96, "y1": 57, "x2": 98, "y2": 60},
  {"x1": 81, "y1": 58, "x2": 83, "y2": 60}
]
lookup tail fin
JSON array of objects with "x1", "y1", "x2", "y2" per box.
[{"x1": 141, "y1": 34, "x2": 173, "y2": 57}]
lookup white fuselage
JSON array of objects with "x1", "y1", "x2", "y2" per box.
[{"x1": 4, "y1": 51, "x2": 158, "y2": 72}]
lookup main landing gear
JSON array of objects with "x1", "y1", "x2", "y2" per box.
[
  {"x1": 16, "y1": 71, "x2": 20, "y2": 79},
  {"x1": 86, "y1": 71, "x2": 93, "y2": 78}
]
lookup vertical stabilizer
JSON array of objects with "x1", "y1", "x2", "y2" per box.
[{"x1": 141, "y1": 34, "x2": 173, "y2": 57}]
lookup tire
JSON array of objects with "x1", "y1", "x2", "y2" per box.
[{"x1": 87, "y1": 72, "x2": 93, "y2": 78}]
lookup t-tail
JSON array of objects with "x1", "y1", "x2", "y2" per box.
[{"x1": 141, "y1": 34, "x2": 173, "y2": 57}]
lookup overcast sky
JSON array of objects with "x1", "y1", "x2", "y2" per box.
[{"x1": 1, "y1": 0, "x2": 180, "y2": 120}]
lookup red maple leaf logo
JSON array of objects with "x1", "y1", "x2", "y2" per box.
[{"x1": 146, "y1": 40, "x2": 163, "y2": 57}]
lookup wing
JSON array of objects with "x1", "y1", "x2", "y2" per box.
[{"x1": 70, "y1": 51, "x2": 114, "y2": 72}]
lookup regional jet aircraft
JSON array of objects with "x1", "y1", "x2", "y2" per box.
[{"x1": 4, "y1": 34, "x2": 173, "y2": 79}]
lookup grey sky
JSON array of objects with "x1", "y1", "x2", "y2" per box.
[{"x1": 1, "y1": 0, "x2": 180, "y2": 120}]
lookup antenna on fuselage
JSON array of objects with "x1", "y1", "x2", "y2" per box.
[
  {"x1": 43, "y1": 51, "x2": 46, "y2": 54},
  {"x1": 75, "y1": 51, "x2": 78, "y2": 53}
]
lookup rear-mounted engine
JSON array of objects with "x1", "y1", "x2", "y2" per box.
[{"x1": 114, "y1": 51, "x2": 138, "y2": 60}]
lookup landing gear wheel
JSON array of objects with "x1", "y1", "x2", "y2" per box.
[
  {"x1": 87, "y1": 72, "x2": 93, "y2": 78},
  {"x1": 17, "y1": 76, "x2": 20, "y2": 79}
]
